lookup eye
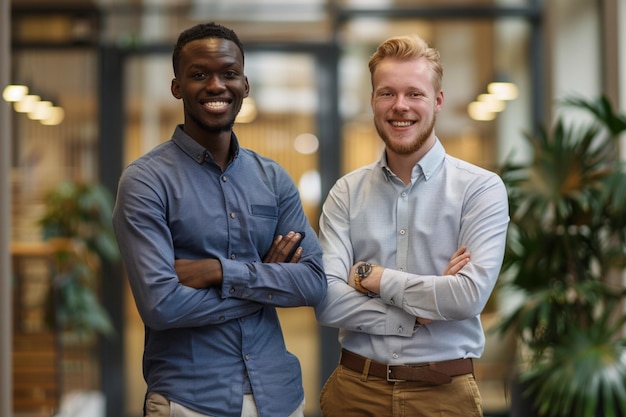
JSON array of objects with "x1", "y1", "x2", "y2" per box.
[
  {"x1": 223, "y1": 70, "x2": 239, "y2": 79},
  {"x1": 192, "y1": 72, "x2": 206, "y2": 80}
]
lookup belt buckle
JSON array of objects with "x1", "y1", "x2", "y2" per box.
[{"x1": 386, "y1": 365, "x2": 405, "y2": 382}]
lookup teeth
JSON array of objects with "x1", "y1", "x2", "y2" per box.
[
  {"x1": 205, "y1": 101, "x2": 228, "y2": 109},
  {"x1": 391, "y1": 121, "x2": 413, "y2": 127}
]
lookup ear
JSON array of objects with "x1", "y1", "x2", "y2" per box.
[
  {"x1": 243, "y1": 76, "x2": 250, "y2": 98},
  {"x1": 435, "y1": 89, "x2": 444, "y2": 112},
  {"x1": 171, "y1": 78, "x2": 182, "y2": 99}
]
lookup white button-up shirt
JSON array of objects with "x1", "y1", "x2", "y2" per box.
[{"x1": 315, "y1": 139, "x2": 509, "y2": 364}]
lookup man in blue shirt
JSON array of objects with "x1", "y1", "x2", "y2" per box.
[{"x1": 113, "y1": 22, "x2": 326, "y2": 417}]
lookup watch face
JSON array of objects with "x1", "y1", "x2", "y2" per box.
[{"x1": 357, "y1": 262, "x2": 372, "y2": 278}]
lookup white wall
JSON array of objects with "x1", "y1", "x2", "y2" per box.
[{"x1": 548, "y1": 0, "x2": 602, "y2": 122}]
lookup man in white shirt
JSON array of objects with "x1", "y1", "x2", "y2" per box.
[{"x1": 315, "y1": 34, "x2": 509, "y2": 417}]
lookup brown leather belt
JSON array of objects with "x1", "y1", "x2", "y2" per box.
[{"x1": 339, "y1": 349, "x2": 473, "y2": 385}]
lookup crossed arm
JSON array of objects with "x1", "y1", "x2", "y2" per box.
[
  {"x1": 347, "y1": 246, "x2": 470, "y2": 294},
  {"x1": 174, "y1": 229, "x2": 469, "y2": 328},
  {"x1": 175, "y1": 231, "x2": 304, "y2": 288},
  {"x1": 175, "y1": 230, "x2": 468, "y2": 296},
  {"x1": 347, "y1": 246, "x2": 470, "y2": 325}
]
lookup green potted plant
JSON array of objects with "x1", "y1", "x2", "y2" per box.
[
  {"x1": 40, "y1": 180, "x2": 120, "y2": 341},
  {"x1": 496, "y1": 96, "x2": 626, "y2": 417}
]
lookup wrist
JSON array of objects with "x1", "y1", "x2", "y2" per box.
[
  {"x1": 354, "y1": 272, "x2": 367, "y2": 293},
  {"x1": 354, "y1": 262, "x2": 377, "y2": 294}
]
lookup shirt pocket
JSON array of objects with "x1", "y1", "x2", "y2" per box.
[
  {"x1": 250, "y1": 204, "x2": 279, "y2": 219},
  {"x1": 248, "y1": 205, "x2": 280, "y2": 258}
]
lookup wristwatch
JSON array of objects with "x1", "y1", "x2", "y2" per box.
[{"x1": 354, "y1": 262, "x2": 376, "y2": 294}]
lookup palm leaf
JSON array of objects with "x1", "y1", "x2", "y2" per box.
[{"x1": 497, "y1": 96, "x2": 626, "y2": 417}]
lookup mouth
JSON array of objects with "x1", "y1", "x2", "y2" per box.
[
  {"x1": 390, "y1": 120, "x2": 415, "y2": 128},
  {"x1": 202, "y1": 100, "x2": 230, "y2": 111}
]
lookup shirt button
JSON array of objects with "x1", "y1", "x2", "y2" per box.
[
  {"x1": 397, "y1": 326, "x2": 403, "y2": 334},
  {"x1": 399, "y1": 229, "x2": 406, "y2": 235},
  {"x1": 230, "y1": 254, "x2": 236, "y2": 260},
  {"x1": 401, "y1": 192, "x2": 407, "y2": 197},
  {"x1": 222, "y1": 176, "x2": 227, "y2": 182},
  {"x1": 392, "y1": 353, "x2": 399, "y2": 359},
  {"x1": 229, "y1": 288, "x2": 235, "y2": 294},
  {"x1": 389, "y1": 298, "x2": 395, "y2": 305},
  {"x1": 244, "y1": 354, "x2": 250, "y2": 361},
  {"x1": 267, "y1": 294, "x2": 273, "y2": 300},
  {"x1": 230, "y1": 212, "x2": 236, "y2": 219},
  {"x1": 219, "y1": 316, "x2": 225, "y2": 321}
]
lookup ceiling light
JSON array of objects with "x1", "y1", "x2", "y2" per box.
[
  {"x1": 2, "y1": 84, "x2": 29, "y2": 102},
  {"x1": 28, "y1": 100, "x2": 53, "y2": 120},
  {"x1": 477, "y1": 94, "x2": 506, "y2": 112},
  {"x1": 13, "y1": 94, "x2": 41, "y2": 113},
  {"x1": 4, "y1": 84, "x2": 65, "y2": 125},
  {"x1": 487, "y1": 81, "x2": 518, "y2": 101},
  {"x1": 40, "y1": 107, "x2": 65, "y2": 126},
  {"x1": 468, "y1": 101, "x2": 496, "y2": 121}
]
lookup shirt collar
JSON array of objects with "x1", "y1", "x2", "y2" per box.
[
  {"x1": 171, "y1": 124, "x2": 240, "y2": 165},
  {"x1": 416, "y1": 138, "x2": 445, "y2": 181},
  {"x1": 379, "y1": 137, "x2": 445, "y2": 182}
]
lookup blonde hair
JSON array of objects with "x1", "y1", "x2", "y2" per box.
[{"x1": 368, "y1": 34, "x2": 443, "y2": 92}]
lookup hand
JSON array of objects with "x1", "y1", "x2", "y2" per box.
[
  {"x1": 262, "y1": 231, "x2": 303, "y2": 263},
  {"x1": 444, "y1": 245, "x2": 470, "y2": 275}
]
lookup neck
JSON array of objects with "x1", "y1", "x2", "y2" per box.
[
  {"x1": 184, "y1": 125, "x2": 233, "y2": 171},
  {"x1": 386, "y1": 137, "x2": 436, "y2": 184}
]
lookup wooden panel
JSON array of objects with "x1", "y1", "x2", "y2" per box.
[{"x1": 13, "y1": 332, "x2": 60, "y2": 416}]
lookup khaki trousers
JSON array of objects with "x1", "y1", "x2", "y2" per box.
[
  {"x1": 144, "y1": 392, "x2": 305, "y2": 417},
  {"x1": 320, "y1": 364, "x2": 483, "y2": 417}
]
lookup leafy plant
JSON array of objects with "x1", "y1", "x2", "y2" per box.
[
  {"x1": 40, "y1": 181, "x2": 120, "y2": 340},
  {"x1": 497, "y1": 96, "x2": 626, "y2": 417}
]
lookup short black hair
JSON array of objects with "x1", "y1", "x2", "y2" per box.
[{"x1": 172, "y1": 22, "x2": 244, "y2": 77}]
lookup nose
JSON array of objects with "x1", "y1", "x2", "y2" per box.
[
  {"x1": 391, "y1": 95, "x2": 410, "y2": 112},
  {"x1": 205, "y1": 75, "x2": 226, "y2": 92}
]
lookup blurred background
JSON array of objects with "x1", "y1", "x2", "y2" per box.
[{"x1": 2, "y1": 0, "x2": 625, "y2": 416}]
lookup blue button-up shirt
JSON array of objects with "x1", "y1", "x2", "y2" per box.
[
  {"x1": 315, "y1": 139, "x2": 509, "y2": 364},
  {"x1": 113, "y1": 125, "x2": 326, "y2": 417}
]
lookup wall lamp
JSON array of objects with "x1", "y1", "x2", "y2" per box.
[{"x1": 2, "y1": 84, "x2": 65, "y2": 126}]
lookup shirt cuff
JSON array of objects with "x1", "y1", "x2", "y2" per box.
[
  {"x1": 220, "y1": 258, "x2": 249, "y2": 298},
  {"x1": 379, "y1": 268, "x2": 407, "y2": 307},
  {"x1": 384, "y1": 305, "x2": 417, "y2": 338}
]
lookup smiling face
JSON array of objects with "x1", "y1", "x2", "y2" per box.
[
  {"x1": 171, "y1": 37, "x2": 250, "y2": 144},
  {"x1": 371, "y1": 57, "x2": 443, "y2": 158}
]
